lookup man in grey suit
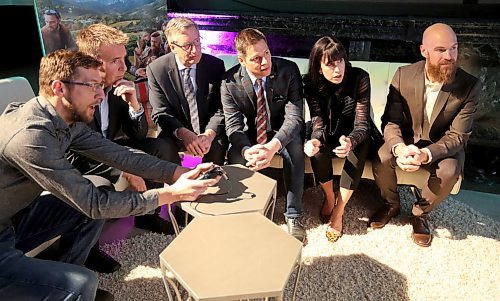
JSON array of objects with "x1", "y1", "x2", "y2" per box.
[
  {"x1": 221, "y1": 28, "x2": 306, "y2": 241},
  {"x1": 147, "y1": 17, "x2": 227, "y2": 165},
  {"x1": 369, "y1": 23, "x2": 481, "y2": 247}
]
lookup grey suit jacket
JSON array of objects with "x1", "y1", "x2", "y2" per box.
[
  {"x1": 382, "y1": 60, "x2": 481, "y2": 164},
  {"x1": 146, "y1": 52, "x2": 226, "y2": 137},
  {"x1": 221, "y1": 57, "x2": 304, "y2": 153}
]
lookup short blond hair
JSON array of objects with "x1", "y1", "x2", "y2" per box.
[
  {"x1": 39, "y1": 49, "x2": 102, "y2": 97},
  {"x1": 164, "y1": 17, "x2": 198, "y2": 44},
  {"x1": 76, "y1": 23, "x2": 129, "y2": 59},
  {"x1": 234, "y1": 28, "x2": 267, "y2": 57}
]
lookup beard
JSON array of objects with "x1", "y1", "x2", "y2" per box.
[
  {"x1": 427, "y1": 58, "x2": 457, "y2": 84},
  {"x1": 66, "y1": 101, "x2": 94, "y2": 124}
]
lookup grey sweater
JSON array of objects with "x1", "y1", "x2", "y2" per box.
[{"x1": 0, "y1": 96, "x2": 177, "y2": 232}]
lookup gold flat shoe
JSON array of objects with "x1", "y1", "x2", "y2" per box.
[{"x1": 325, "y1": 228, "x2": 343, "y2": 243}]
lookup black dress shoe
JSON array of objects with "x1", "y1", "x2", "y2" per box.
[
  {"x1": 95, "y1": 288, "x2": 114, "y2": 301},
  {"x1": 411, "y1": 215, "x2": 432, "y2": 247},
  {"x1": 368, "y1": 205, "x2": 400, "y2": 229},
  {"x1": 135, "y1": 214, "x2": 175, "y2": 235},
  {"x1": 85, "y1": 244, "x2": 121, "y2": 274}
]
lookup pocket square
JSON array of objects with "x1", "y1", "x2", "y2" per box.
[{"x1": 273, "y1": 95, "x2": 286, "y2": 102}]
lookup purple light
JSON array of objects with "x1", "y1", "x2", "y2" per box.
[
  {"x1": 167, "y1": 12, "x2": 239, "y2": 25},
  {"x1": 166, "y1": 12, "x2": 239, "y2": 55},
  {"x1": 181, "y1": 153, "x2": 202, "y2": 168},
  {"x1": 200, "y1": 30, "x2": 237, "y2": 55}
]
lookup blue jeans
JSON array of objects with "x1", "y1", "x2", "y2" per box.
[
  {"x1": 228, "y1": 134, "x2": 304, "y2": 218},
  {"x1": 0, "y1": 194, "x2": 104, "y2": 301}
]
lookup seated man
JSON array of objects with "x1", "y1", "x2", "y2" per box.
[
  {"x1": 221, "y1": 28, "x2": 306, "y2": 242},
  {"x1": 147, "y1": 17, "x2": 228, "y2": 166},
  {"x1": 369, "y1": 23, "x2": 481, "y2": 247},
  {"x1": 73, "y1": 23, "x2": 176, "y2": 242},
  {"x1": 0, "y1": 50, "x2": 219, "y2": 301}
]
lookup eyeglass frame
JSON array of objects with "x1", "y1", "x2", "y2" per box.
[
  {"x1": 171, "y1": 37, "x2": 202, "y2": 52},
  {"x1": 60, "y1": 80, "x2": 103, "y2": 92},
  {"x1": 44, "y1": 9, "x2": 61, "y2": 19}
]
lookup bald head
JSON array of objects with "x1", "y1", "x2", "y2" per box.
[
  {"x1": 420, "y1": 23, "x2": 458, "y2": 83},
  {"x1": 422, "y1": 23, "x2": 457, "y2": 48}
]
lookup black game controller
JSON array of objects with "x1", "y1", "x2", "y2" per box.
[{"x1": 196, "y1": 166, "x2": 227, "y2": 180}]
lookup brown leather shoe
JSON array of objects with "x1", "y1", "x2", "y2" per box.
[
  {"x1": 368, "y1": 205, "x2": 400, "y2": 229},
  {"x1": 411, "y1": 216, "x2": 432, "y2": 247}
]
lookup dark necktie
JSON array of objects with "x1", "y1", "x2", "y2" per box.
[
  {"x1": 182, "y1": 68, "x2": 200, "y2": 134},
  {"x1": 255, "y1": 78, "x2": 267, "y2": 144}
]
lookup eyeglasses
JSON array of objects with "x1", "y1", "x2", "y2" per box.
[
  {"x1": 60, "y1": 80, "x2": 103, "y2": 92},
  {"x1": 44, "y1": 9, "x2": 60, "y2": 18},
  {"x1": 172, "y1": 38, "x2": 202, "y2": 52}
]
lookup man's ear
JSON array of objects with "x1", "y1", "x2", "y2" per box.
[
  {"x1": 51, "y1": 80, "x2": 65, "y2": 96},
  {"x1": 237, "y1": 55, "x2": 245, "y2": 67},
  {"x1": 420, "y1": 45, "x2": 428, "y2": 59}
]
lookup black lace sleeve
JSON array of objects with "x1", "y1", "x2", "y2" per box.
[
  {"x1": 304, "y1": 76, "x2": 326, "y2": 144},
  {"x1": 347, "y1": 71, "x2": 371, "y2": 149}
]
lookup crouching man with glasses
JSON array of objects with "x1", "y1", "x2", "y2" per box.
[{"x1": 0, "y1": 49, "x2": 220, "y2": 301}]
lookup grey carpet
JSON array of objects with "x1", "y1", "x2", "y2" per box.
[{"x1": 98, "y1": 183, "x2": 500, "y2": 301}]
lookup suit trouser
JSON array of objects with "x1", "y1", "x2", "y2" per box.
[
  {"x1": 372, "y1": 141, "x2": 464, "y2": 215},
  {"x1": 0, "y1": 194, "x2": 103, "y2": 301},
  {"x1": 157, "y1": 132, "x2": 229, "y2": 166},
  {"x1": 310, "y1": 138, "x2": 370, "y2": 190},
  {"x1": 227, "y1": 134, "x2": 305, "y2": 218}
]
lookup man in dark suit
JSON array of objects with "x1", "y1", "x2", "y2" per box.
[
  {"x1": 74, "y1": 24, "x2": 177, "y2": 270},
  {"x1": 369, "y1": 23, "x2": 481, "y2": 247},
  {"x1": 147, "y1": 17, "x2": 227, "y2": 165},
  {"x1": 221, "y1": 28, "x2": 305, "y2": 241}
]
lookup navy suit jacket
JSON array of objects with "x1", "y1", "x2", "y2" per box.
[{"x1": 221, "y1": 57, "x2": 304, "y2": 153}]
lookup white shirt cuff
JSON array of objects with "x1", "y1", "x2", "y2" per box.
[
  {"x1": 422, "y1": 147, "x2": 432, "y2": 164},
  {"x1": 128, "y1": 103, "x2": 144, "y2": 119}
]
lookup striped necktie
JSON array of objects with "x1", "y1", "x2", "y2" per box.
[
  {"x1": 182, "y1": 68, "x2": 200, "y2": 134},
  {"x1": 255, "y1": 78, "x2": 267, "y2": 144}
]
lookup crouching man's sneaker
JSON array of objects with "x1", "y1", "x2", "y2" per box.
[{"x1": 285, "y1": 217, "x2": 306, "y2": 242}]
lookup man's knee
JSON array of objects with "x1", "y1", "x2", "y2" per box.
[
  {"x1": 153, "y1": 137, "x2": 181, "y2": 163},
  {"x1": 376, "y1": 143, "x2": 394, "y2": 165},
  {"x1": 227, "y1": 146, "x2": 246, "y2": 165},
  {"x1": 436, "y1": 158, "x2": 461, "y2": 183}
]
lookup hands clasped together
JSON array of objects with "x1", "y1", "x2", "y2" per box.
[
  {"x1": 304, "y1": 135, "x2": 352, "y2": 158},
  {"x1": 177, "y1": 128, "x2": 216, "y2": 157},
  {"x1": 394, "y1": 144, "x2": 429, "y2": 172}
]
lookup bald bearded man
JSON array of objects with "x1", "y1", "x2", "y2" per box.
[{"x1": 369, "y1": 23, "x2": 481, "y2": 247}]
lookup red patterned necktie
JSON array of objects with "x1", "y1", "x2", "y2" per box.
[{"x1": 255, "y1": 78, "x2": 267, "y2": 144}]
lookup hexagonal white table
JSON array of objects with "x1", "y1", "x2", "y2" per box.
[
  {"x1": 159, "y1": 212, "x2": 302, "y2": 301},
  {"x1": 170, "y1": 164, "x2": 278, "y2": 234}
]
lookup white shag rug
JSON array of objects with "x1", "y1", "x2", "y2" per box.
[{"x1": 98, "y1": 183, "x2": 500, "y2": 301}]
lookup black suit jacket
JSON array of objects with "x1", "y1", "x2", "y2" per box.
[
  {"x1": 146, "y1": 52, "x2": 226, "y2": 137},
  {"x1": 221, "y1": 57, "x2": 304, "y2": 153},
  {"x1": 89, "y1": 89, "x2": 148, "y2": 141}
]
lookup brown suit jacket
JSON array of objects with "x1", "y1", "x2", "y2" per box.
[{"x1": 381, "y1": 60, "x2": 481, "y2": 164}]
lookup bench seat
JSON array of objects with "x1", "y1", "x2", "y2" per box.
[{"x1": 216, "y1": 55, "x2": 461, "y2": 194}]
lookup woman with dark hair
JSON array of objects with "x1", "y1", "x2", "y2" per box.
[{"x1": 304, "y1": 36, "x2": 373, "y2": 243}]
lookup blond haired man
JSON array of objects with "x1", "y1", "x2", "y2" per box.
[{"x1": 74, "y1": 24, "x2": 181, "y2": 253}]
